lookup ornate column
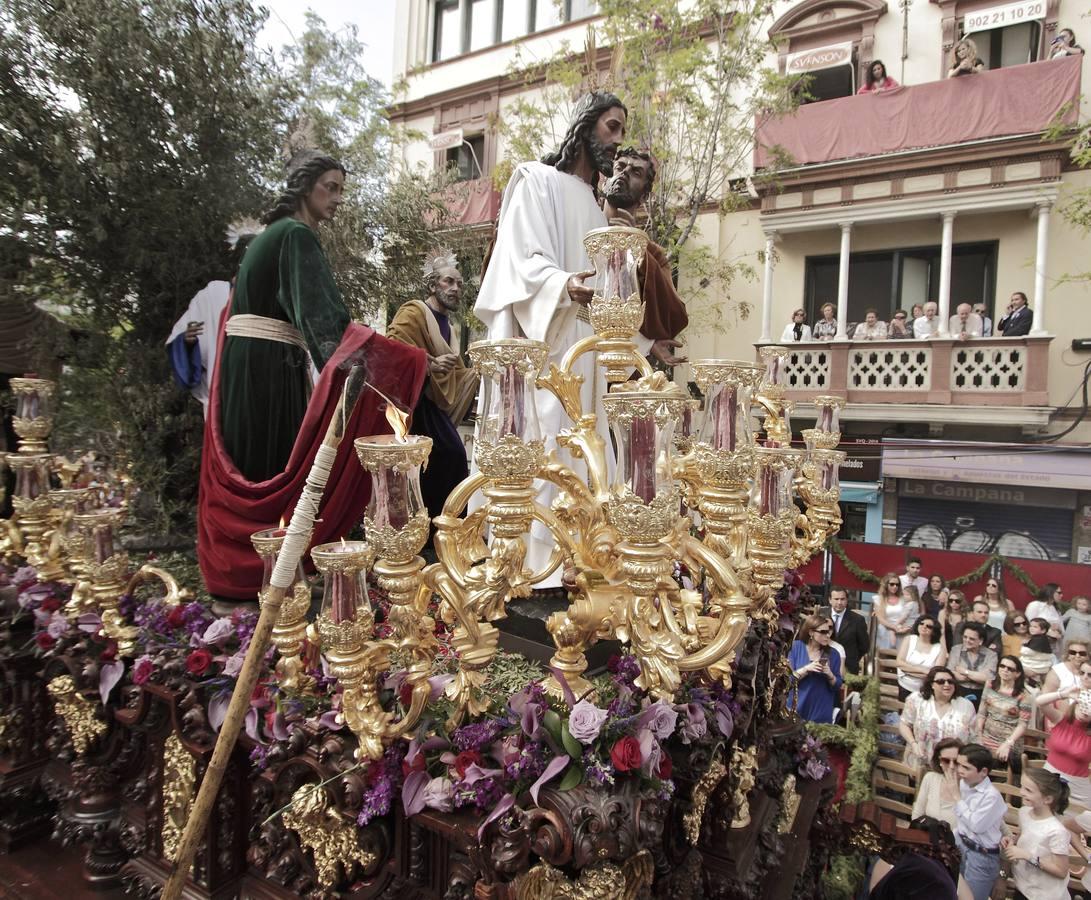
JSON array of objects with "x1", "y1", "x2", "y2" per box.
[
  {"x1": 1032, "y1": 199, "x2": 1051, "y2": 335},
  {"x1": 936, "y1": 211, "x2": 956, "y2": 338},
  {"x1": 760, "y1": 231, "x2": 777, "y2": 343},
  {"x1": 835, "y1": 223, "x2": 852, "y2": 339}
]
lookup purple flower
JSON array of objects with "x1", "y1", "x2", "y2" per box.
[
  {"x1": 567, "y1": 699, "x2": 608, "y2": 744},
  {"x1": 451, "y1": 719, "x2": 503, "y2": 752},
  {"x1": 222, "y1": 651, "x2": 246, "y2": 678},
  {"x1": 637, "y1": 729, "x2": 662, "y2": 777},
  {"x1": 421, "y1": 776, "x2": 454, "y2": 812},
  {"x1": 583, "y1": 751, "x2": 615, "y2": 787},
  {"x1": 637, "y1": 700, "x2": 678, "y2": 740},
  {"x1": 679, "y1": 703, "x2": 707, "y2": 744},
  {"x1": 801, "y1": 756, "x2": 829, "y2": 781},
  {"x1": 509, "y1": 684, "x2": 546, "y2": 739},
  {"x1": 200, "y1": 617, "x2": 235, "y2": 646},
  {"x1": 714, "y1": 697, "x2": 734, "y2": 740},
  {"x1": 46, "y1": 612, "x2": 70, "y2": 639}
]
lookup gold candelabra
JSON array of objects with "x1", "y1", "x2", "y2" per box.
[{"x1": 259, "y1": 226, "x2": 846, "y2": 762}]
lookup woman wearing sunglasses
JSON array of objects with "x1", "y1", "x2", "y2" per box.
[
  {"x1": 899, "y1": 665, "x2": 976, "y2": 771},
  {"x1": 875, "y1": 574, "x2": 919, "y2": 651},
  {"x1": 939, "y1": 590, "x2": 968, "y2": 651},
  {"x1": 897, "y1": 615, "x2": 947, "y2": 701},
  {"x1": 911, "y1": 737, "x2": 964, "y2": 830},
  {"x1": 1003, "y1": 613, "x2": 1030, "y2": 658},
  {"x1": 788, "y1": 614, "x2": 843, "y2": 724},
  {"x1": 974, "y1": 655, "x2": 1031, "y2": 772},
  {"x1": 1035, "y1": 665, "x2": 1091, "y2": 808},
  {"x1": 973, "y1": 578, "x2": 1013, "y2": 632}
]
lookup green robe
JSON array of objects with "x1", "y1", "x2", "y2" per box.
[{"x1": 219, "y1": 216, "x2": 349, "y2": 482}]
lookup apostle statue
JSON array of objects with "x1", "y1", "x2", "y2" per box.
[
  {"x1": 601, "y1": 147, "x2": 689, "y2": 366},
  {"x1": 198, "y1": 151, "x2": 427, "y2": 605},
  {"x1": 386, "y1": 250, "x2": 477, "y2": 524}
]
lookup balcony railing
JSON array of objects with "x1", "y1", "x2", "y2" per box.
[
  {"x1": 754, "y1": 337, "x2": 1051, "y2": 406},
  {"x1": 754, "y1": 55, "x2": 1081, "y2": 169}
]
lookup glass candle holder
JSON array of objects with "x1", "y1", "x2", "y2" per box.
[
  {"x1": 468, "y1": 339, "x2": 547, "y2": 447},
  {"x1": 749, "y1": 447, "x2": 800, "y2": 519},
  {"x1": 312, "y1": 541, "x2": 374, "y2": 626},
  {"x1": 10, "y1": 377, "x2": 53, "y2": 421},
  {"x1": 9, "y1": 454, "x2": 51, "y2": 499},
  {"x1": 602, "y1": 385, "x2": 691, "y2": 503},
  {"x1": 803, "y1": 396, "x2": 846, "y2": 451},
  {"x1": 250, "y1": 527, "x2": 307, "y2": 597},
  {"x1": 73, "y1": 507, "x2": 124, "y2": 565},
  {"x1": 758, "y1": 346, "x2": 789, "y2": 395},
  {"x1": 693, "y1": 360, "x2": 762, "y2": 454},
  {"x1": 354, "y1": 435, "x2": 431, "y2": 556},
  {"x1": 808, "y1": 449, "x2": 845, "y2": 494}
]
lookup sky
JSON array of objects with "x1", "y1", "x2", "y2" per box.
[{"x1": 260, "y1": 0, "x2": 396, "y2": 87}]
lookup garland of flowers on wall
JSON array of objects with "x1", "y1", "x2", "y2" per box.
[{"x1": 826, "y1": 538, "x2": 1043, "y2": 595}]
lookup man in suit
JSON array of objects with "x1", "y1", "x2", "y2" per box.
[
  {"x1": 997, "y1": 291, "x2": 1032, "y2": 337},
  {"x1": 953, "y1": 600, "x2": 1003, "y2": 656},
  {"x1": 822, "y1": 586, "x2": 870, "y2": 675}
]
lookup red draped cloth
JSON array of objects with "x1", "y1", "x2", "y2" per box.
[{"x1": 198, "y1": 318, "x2": 427, "y2": 599}]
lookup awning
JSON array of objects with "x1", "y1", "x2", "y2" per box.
[{"x1": 881, "y1": 439, "x2": 1091, "y2": 491}]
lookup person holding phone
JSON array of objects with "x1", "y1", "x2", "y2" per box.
[{"x1": 789, "y1": 614, "x2": 843, "y2": 723}]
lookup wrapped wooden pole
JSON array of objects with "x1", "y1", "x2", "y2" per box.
[{"x1": 162, "y1": 366, "x2": 367, "y2": 900}]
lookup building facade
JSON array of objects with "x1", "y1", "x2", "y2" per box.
[{"x1": 389, "y1": 0, "x2": 1091, "y2": 564}]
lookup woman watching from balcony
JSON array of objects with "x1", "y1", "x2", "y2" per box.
[
  {"x1": 922, "y1": 574, "x2": 948, "y2": 617},
  {"x1": 813, "y1": 302, "x2": 837, "y2": 341},
  {"x1": 948, "y1": 38, "x2": 985, "y2": 78},
  {"x1": 1003, "y1": 612, "x2": 1030, "y2": 658},
  {"x1": 780, "y1": 308, "x2": 812, "y2": 342},
  {"x1": 855, "y1": 308, "x2": 888, "y2": 340},
  {"x1": 898, "y1": 615, "x2": 947, "y2": 700},
  {"x1": 889, "y1": 309, "x2": 913, "y2": 339},
  {"x1": 858, "y1": 59, "x2": 900, "y2": 93},
  {"x1": 899, "y1": 665, "x2": 976, "y2": 770},
  {"x1": 1050, "y1": 28, "x2": 1084, "y2": 59}
]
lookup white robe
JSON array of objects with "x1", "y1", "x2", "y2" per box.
[
  {"x1": 475, "y1": 162, "x2": 649, "y2": 587},
  {"x1": 165, "y1": 280, "x2": 230, "y2": 416}
]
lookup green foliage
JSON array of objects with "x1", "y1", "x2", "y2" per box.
[
  {"x1": 497, "y1": 0, "x2": 799, "y2": 330},
  {"x1": 1, "y1": 4, "x2": 477, "y2": 538}
]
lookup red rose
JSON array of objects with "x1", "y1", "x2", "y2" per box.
[
  {"x1": 39, "y1": 597, "x2": 61, "y2": 613},
  {"x1": 610, "y1": 736, "x2": 642, "y2": 772},
  {"x1": 657, "y1": 752, "x2": 673, "y2": 780},
  {"x1": 398, "y1": 680, "x2": 413, "y2": 708},
  {"x1": 99, "y1": 640, "x2": 118, "y2": 662},
  {"x1": 35, "y1": 632, "x2": 56, "y2": 651},
  {"x1": 167, "y1": 605, "x2": 186, "y2": 629},
  {"x1": 185, "y1": 649, "x2": 212, "y2": 676},
  {"x1": 454, "y1": 750, "x2": 483, "y2": 779}
]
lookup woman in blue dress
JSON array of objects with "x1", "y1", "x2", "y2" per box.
[{"x1": 789, "y1": 614, "x2": 843, "y2": 723}]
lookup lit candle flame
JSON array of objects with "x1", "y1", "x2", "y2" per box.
[
  {"x1": 278, "y1": 516, "x2": 285, "y2": 529},
  {"x1": 362, "y1": 381, "x2": 410, "y2": 443}
]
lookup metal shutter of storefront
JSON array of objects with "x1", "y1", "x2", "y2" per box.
[{"x1": 895, "y1": 496, "x2": 1072, "y2": 561}]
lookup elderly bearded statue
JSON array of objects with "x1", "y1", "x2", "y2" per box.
[{"x1": 386, "y1": 251, "x2": 477, "y2": 525}]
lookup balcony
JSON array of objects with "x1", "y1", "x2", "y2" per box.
[
  {"x1": 437, "y1": 176, "x2": 500, "y2": 227},
  {"x1": 754, "y1": 55, "x2": 1081, "y2": 169},
  {"x1": 754, "y1": 336, "x2": 1053, "y2": 427}
]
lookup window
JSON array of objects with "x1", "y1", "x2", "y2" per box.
[
  {"x1": 970, "y1": 21, "x2": 1041, "y2": 69},
  {"x1": 804, "y1": 241, "x2": 998, "y2": 324},
  {"x1": 431, "y1": 0, "x2": 599, "y2": 61},
  {"x1": 799, "y1": 62, "x2": 857, "y2": 103},
  {"x1": 445, "y1": 134, "x2": 485, "y2": 181}
]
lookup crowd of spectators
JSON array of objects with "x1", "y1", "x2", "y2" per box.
[
  {"x1": 790, "y1": 566, "x2": 1091, "y2": 899},
  {"x1": 778, "y1": 291, "x2": 1037, "y2": 343}
]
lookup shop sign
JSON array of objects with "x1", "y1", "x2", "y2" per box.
[
  {"x1": 898, "y1": 478, "x2": 1076, "y2": 509},
  {"x1": 883, "y1": 443, "x2": 1091, "y2": 491},
  {"x1": 791, "y1": 436, "x2": 882, "y2": 483},
  {"x1": 428, "y1": 128, "x2": 464, "y2": 151},
  {"x1": 964, "y1": 0, "x2": 1045, "y2": 33},
  {"x1": 786, "y1": 42, "x2": 854, "y2": 74}
]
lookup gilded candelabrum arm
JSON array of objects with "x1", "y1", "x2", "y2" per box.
[
  {"x1": 676, "y1": 535, "x2": 751, "y2": 684},
  {"x1": 754, "y1": 394, "x2": 783, "y2": 433},
  {"x1": 544, "y1": 576, "x2": 619, "y2": 699},
  {"x1": 789, "y1": 512, "x2": 822, "y2": 570},
  {"x1": 539, "y1": 456, "x2": 601, "y2": 531},
  {"x1": 555, "y1": 426, "x2": 610, "y2": 501},
  {"x1": 124, "y1": 565, "x2": 194, "y2": 605},
  {"x1": 419, "y1": 563, "x2": 481, "y2": 644}
]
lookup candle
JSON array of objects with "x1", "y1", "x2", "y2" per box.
[
  {"x1": 630, "y1": 416, "x2": 657, "y2": 503},
  {"x1": 329, "y1": 553, "x2": 361, "y2": 625},
  {"x1": 93, "y1": 522, "x2": 114, "y2": 564},
  {"x1": 499, "y1": 364, "x2": 526, "y2": 438},
  {"x1": 375, "y1": 467, "x2": 410, "y2": 531},
  {"x1": 712, "y1": 385, "x2": 739, "y2": 452},
  {"x1": 821, "y1": 460, "x2": 834, "y2": 491},
  {"x1": 819, "y1": 405, "x2": 832, "y2": 432}
]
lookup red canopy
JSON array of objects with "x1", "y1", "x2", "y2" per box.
[{"x1": 198, "y1": 320, "x2": 427, "y2": 599}]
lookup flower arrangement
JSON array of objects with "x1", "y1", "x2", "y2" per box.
[{"x1": 358, "y1": 651, "x2": 736, "y2": 831}]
